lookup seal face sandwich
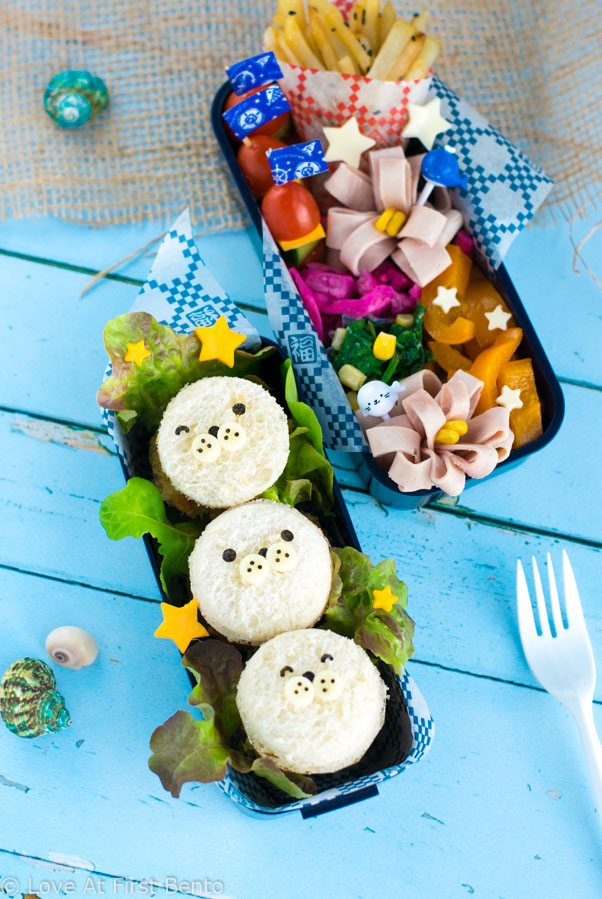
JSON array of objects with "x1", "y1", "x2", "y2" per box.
[
  {"x1": 237, "y1": 629, "x2": 388, "y2": 774},
  {"x1": 156, "y1": 376, "x2": 290, "y2": 509},
  {"x1": 189, "y1": 500, "x2": 333, "y2": 644}
]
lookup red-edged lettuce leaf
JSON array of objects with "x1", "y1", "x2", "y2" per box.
[
  {"x1": 99, "y1": 477, "x2": 203, "y2": 597},
  {"x1": 97, "y1": 312, "x2": 274, "y2": 433},
  {"x1": 148, "y1": 640, "x2": 316, "y2": 799},
  {"x1": 323, "y1": 547, "x2": 414, "y2": 674},
  {"x1": 262, "y1": 360, "x2": 333, "y2": 509}
]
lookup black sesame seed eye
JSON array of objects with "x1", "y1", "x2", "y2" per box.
[
  {"x1": 280, "y1": 665, "x2": 293, "y2": 677},
  {"x1": 208, "y1": 425, "x2": 219, "y2": 438},
  {"x1": 232, "y1": 403, "x2": 246, "y2": 415},
  {"x1": 222, "y1": 549, "x2": 236, "y2": 562},
  {"x1": 281, "y1": 530, "x2": 294, "y2": 542},
  {"x1": 320, "y1": 653, "x2": 334, "y2": 663},
  {"x1": 175, "y1": 425, "x2": 189, "y2": 435}
]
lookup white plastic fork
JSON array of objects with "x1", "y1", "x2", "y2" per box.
[{"x1": 516, "y1": 549, "x2": 602, "y2": 814}]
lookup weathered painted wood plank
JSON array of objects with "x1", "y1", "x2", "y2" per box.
[
  {"x1": 0, "y1": 569, "x2": 600, "y2": 899},
  {"x1": 429, "y1": 380, "x2": 600, "y2": 545},
  {"x1": 0, "y1": 211, "x2": 600, "y2": 386},
  {"x1": 1, "y1": 409, "x2": 601, "y2": 693},
  {"x1": 0, "y1": 256, "x2": 271, "y2": 429}
]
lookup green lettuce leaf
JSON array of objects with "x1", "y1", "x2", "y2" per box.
[
  {"x1": 183, "y1": 640, "x2": 243, "y2": 742},
  {"x1": 149, "y1": 640, "x2": 316, "y2": 800},
  {"x1": 323, "y1": 547, "x2": 414, "y2": 674},
  {"x1": 262, "y1": 360, "x2": 334, "y2": 509},
  {"x1": 99, "y1": 477, "x2": 203, "y2": 596},
  {"x1": 97, "y1": 312, "x2": 274, "y2": 433}
]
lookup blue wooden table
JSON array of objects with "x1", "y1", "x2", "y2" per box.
[{"x1": 0, "y1": 206, "x2": 601, "y2": 899}]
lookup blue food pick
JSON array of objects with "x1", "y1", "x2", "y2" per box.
[
  {"x1": 421, "y1": 148, "x2": 468, "y2": 189},
  {"x1": 266, "y1": 140, "x2": 329, "y2": 185},
  {"x1": 226, "y1": 51, "x2": 284, "y2": 95},
  {"x1": 222, "y1": 84, "x2": 291, "y2": 141}
]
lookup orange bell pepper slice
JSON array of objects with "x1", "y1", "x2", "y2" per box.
[
  {"x1": 463, "y1": 271, "x2": 516, "y2": 348},
  {"x1": 421, "y1": 245, "x2": 473, "y2": 306},
  {"x1": 498, "y1": 358, "x2": 543, "y2": 448},
  {"x1": 428, "y1": 340, "x2": 472, "y2": 376},
  {"x1": 424, "y1": 309, "x2": 475, "y2": 344},
  {"x1": 470, "y1": 328, "x2": 523, "y2": 414}
]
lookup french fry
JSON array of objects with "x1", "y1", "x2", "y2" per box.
[
  {"x1": 385, "y1": 32, "x2": 425, "y2": 81},
  {"x1": 378, "y1": 1, "x2": 397, "y2": 47},
  {"x1": 310, "y1": 7, "x2": 351, "y2": 62},
  {"x1": 357, "y1": 33, "x2": 374, "y2": 62},
  {"x1": 324, "y1": 11, "x2": 371, "y2": 73},
  {"x1": 283, "y1": 0, "x2": 307, "y2": 27},
  {"x1": 263, "y1": 25, "x2": 282, "y2": 58},
  {"x1": 309, "y1": 16, "x2": 338, "y2": 70},
  {"x1": 277, "y1": 30, "x2": 304, "y2": 66},
  {"x1": 403, "y1": 35, "x2": 440, "y2": 79},
  {"x1": 337, "y1": 55, "x2": 357, "y2": 75},
  {"x1": 368, "y1": 18, "x2": 413, "y2": 79},
  {"x1": 411, "y1": 11, "x2": 429, "y2": 31},
  {"x1": 349, "y1": 0, "x2": 365, "y2": 34},
  {"x1": 304, "y1": 24, "x2": 322, "y2": 60},
  {"x1": 284, "y1": 15, "x2": 324, "y2": 68},
  {"x1": 363, "y1": 0, "x2": 380, "y2": 53}
]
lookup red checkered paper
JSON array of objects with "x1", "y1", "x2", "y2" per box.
[{"x1": 276, "y1": 62, "x2": 430, "y2": 149}]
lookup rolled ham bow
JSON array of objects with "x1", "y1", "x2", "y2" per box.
[
  {"x1": 364, "y1": 370, "x2": 514, "y2": 496},
  {"x1": 324, "y1": 145, "x2": 464, "y2": 285}
]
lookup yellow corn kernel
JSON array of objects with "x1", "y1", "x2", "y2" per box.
[
  {"x1": 447, "y1": 420, "x2": 468, "y2": 436},
  {"x1": 331, "y1": 327, "x2": 348, "y2": 351},
  {"x1": 346, "y1": 390, "x2": 359, "y2": 411},
  {"x1": 385, "y1": 210, "x2": 407, "y2": 237},
  {"x1": 372, "y1": 332, "x2": 397, "y2": 361},
  {"x1": 338, "y1": 364, "x2": 367, "y2": 391},
  {"x1": 374, "y1": 208, "x2": 395, "y2": 232},
  {"x1": 395, "y1": 313, "x2": 414, "y2": 328},
  {"x1": 435, "y1": 427, "x2": 460, "y2": 445}
]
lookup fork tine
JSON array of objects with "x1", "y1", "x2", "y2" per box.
[
  {"x1": 562, "y1": 549, "x2": 587, "y2": 631},
  {"x1": 516, "y1": 559, "x2": 537, "y2": 644},
  {"x1": 546, "y1": 552, "x2": 564, "y2": 635},
  {"x1": 531, "y1": 556, "x2": 551, "y2": 636}
]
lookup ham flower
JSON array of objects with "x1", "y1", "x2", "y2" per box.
[
  {"x1": 359, "y1": 369, "x2": 514, "y2": 496},
  {"x1": 324, "y1": 146, "x2": 464, "y2": 286}
]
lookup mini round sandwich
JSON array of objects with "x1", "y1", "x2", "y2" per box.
[
  {"x1": 155, "y1": 376, "x2": 289, "y2": 509},
  {"x1": 237, "y1": 629, "x2": 387, "y2": 774},
  {"x1": 188, "y1": 500, "x2": 332, "y2": 644}
]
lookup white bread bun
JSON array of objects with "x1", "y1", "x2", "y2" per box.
[
  {"x1": 189, "y1": 500, "x2": 332, "y2": 644},
  {"x1": 237, "y1": 629, "x2": 387, "y2": 774},
  {"x1": 156, "y1": 377, "x2": 289, "y2": 509}
]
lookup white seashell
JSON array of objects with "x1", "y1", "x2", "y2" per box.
[{"x1": 45, "y1": 627, "x2": 98, "y2": 670}]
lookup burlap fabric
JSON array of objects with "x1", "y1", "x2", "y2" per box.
[{"x1": 1, "y1": 0, "x2": 599, "y2": 228}]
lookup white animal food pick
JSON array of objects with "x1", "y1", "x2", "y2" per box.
[{"x1": 357, "y1": 379, "x2": 405, "y2": 420}]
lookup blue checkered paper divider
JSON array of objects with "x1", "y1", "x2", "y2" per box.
[
  {"x1": 103, "y1": 208, "x2": 261, "y2": 472},
  {"x1": 263, "y1": 223, "x2": 366, "y2": 452},
  {"x1": 431, "y1": 77, "x2": 553, "y2": 268},
  {"x1": 219, "y1": 669, "x2": 435, "y2": 816}
]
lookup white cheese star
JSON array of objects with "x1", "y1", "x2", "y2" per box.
[
  {"x1": 496, "y1": 385, "x2": 523, "y2": 414},
  {"x1": 323, "y1": 117, "x2": 376, "y2": 169},
  {"x1": 401, "y1": 98, "x2": 452, "y2": 151},
  {"x1": 485, "y1": 304, "x2": 512, "y2": 331},
  {"x1": 432, "y1": 285, "x2": 460, "y2": 315}
]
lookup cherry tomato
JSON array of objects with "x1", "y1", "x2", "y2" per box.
[
  {"x1": 237, "y1": 135, "x2": 288, "y2": 198},
  {"x1": 223, "y1": 85, "x2": 291, "y2": 141},
  {"x1": 261, "y1": 182, "x2": 321, "y2": 243}
]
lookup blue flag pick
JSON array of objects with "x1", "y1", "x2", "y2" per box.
[
  {"x1": 222, "y1": 84, "x2": 291, "y2": 141},
  {"x1": 226, "y1": 51, "x2": 284, "y2": 96},
  {"x1": 266, "y1": 140, "x2": 329, "y2": 185}
]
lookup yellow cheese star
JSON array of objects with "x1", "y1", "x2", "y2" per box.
[
  {"x1": 372, "y1": 585, "x2": 398, "y2": 613},
  {"x1": 194, "y1": 315, "x2": 246, "y2": 368},
  {"x1": 496, "y1": 385, "x2": 523, "y2": 414},
  {"x1": 401, "y1": 98, "x2": 452, "y2": 151},
  {"x1": 124, "y1": 339, "x2": 152, "y2": 366},
  {"x1": 323, "y1": 117, "x2": 376, "y2": 169},
  {"x1": 433, "y1": 285, "x2": 460, "y2": 315},
  {"x1": 154, "y1": 599, "x2": 209, "y2": 653}
]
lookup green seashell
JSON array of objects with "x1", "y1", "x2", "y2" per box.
[
  {"x1": 44, "y1": 70, "x2": 109, "y2": 128},
  {"x1": 0, "y1": 658, "x2": 72, "y2": 738}
]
